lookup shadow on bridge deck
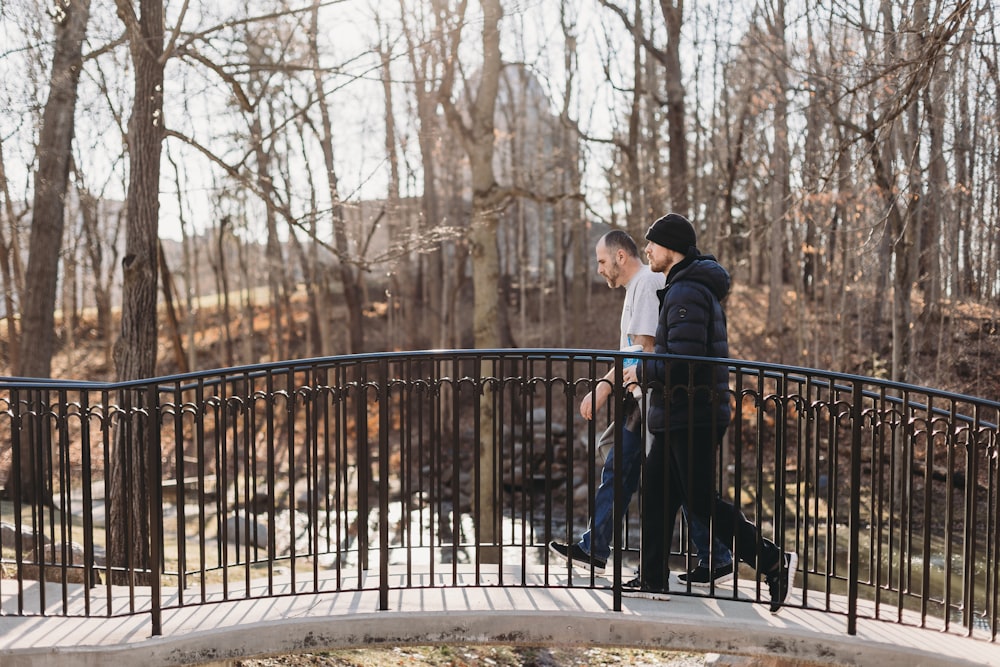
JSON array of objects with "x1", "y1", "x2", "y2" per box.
[{"x1": 1, "y1": 567, "x2": 998, "y2": 667}]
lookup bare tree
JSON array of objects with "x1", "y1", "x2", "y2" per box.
[
  {"x1": 440, "y1": 0, "x2": 504, "y2": 350},
  {"x1": 871, "y1": 0, "x2": 967, "y2": 380},
  {"x1": 399, "y1": 0, "x2": 463, "y2": 349},
  {"x1": 109, "y1": 0, "x2": 168, "y2": 584},
  {"x1": 0, "y1": 139, "x2": 27, "y2": 372},
  {"x1": 657, "y1": 0, "x2": 689, "y2": 212},
  {"x1": 761, "y1": 0, "x2": 790, "y2": 339},
  {"x1": 438, "y1": 0, "x2": 504, "y2": 559},
  {"x1": 74, "y1": 169, "x2": 122, "y2": 369},
  {"x1": 307, "y1": 0, "x2": 366, "y2": 354},
  {"x1": 599, "y1": 0, "x2": 689, "y2": 216},
  {"x1": 951, "y1": 18, "x2": 975, "y2": 300},
  {"x1": 596, "y1": 0, "x2": 651, "y2": 239},
  {"x1": 915, "y1": 2, "x2": 949, "y2": 333},
  {"x1": 378, "y1": 20, "x2": 405, "y2": 351},
  {"x1": 18, "y1": 0, "x2": 91, "y2": 380},
  {"x1": 558, "y1": 0, "x2": 589, "y2": 347},
  {"x1": 12, "y1": 0, "x2": 90, "y2": 506}
]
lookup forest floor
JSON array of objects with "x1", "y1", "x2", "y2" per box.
[{"x1": 228, "y1": 645, "x2": 720, "y2": 667}]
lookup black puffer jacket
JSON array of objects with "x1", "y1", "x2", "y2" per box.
[{"x1": 640, "y1": 254, "x2": 732, "y2": 434}]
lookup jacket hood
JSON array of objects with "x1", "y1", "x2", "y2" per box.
[{"x1": 666, "y1": 254, "x2": 731, "y2": 301}]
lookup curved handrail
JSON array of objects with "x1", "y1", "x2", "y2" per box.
[{"x1": 0, "y1": 349, "x2": 997, "y2": 646}]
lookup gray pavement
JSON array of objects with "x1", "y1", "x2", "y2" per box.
[{"x1": 1, "y1": 568, "x2": 999, "y2": 667}]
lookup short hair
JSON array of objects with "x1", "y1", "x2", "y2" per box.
[{"x1": 600, "y1": 229, "x2": 640, "y2": 259}]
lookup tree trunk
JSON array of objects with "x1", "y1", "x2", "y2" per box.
[
  {"x1": 158, "y1": 240, "x2": 188, "y2": 373},
  {"x1": 765, "y1": 0, "x2": 789, "y2": 340},
  {"x1": 380, "y1": 34, "x2": 404, "y2": 351},
  {"x1": 417, "y1": 87, "x2": 443, "y2": 349},
  {"x1": 894, "y1": 0, "x2": 925, "y2": 384},
  {"x1": 722, "y1": 88, "x2": 751, "y2": 268},
  {"x1": 625, "y1": 3, "x2": 644, "y2": 238},
  {"x1": 919, "y1": 52, "x2": 947, "y2": 324},
  {"x1": 658, "y1": 0, "x2": 688, "y2": 213},
  {"x1": 0, "y1": 141, "x2": 26, "y2": 374},
  {"x1": 439, "y1": 0, "x2": 504, "y2": 562},
  {"x1": 249, "y1": 112, "x2": 292, "y2": 362},
  {"x1": 953, "y1": 21, "x2": 975, "y2": 299},
  {"x1": 75, "y1": 178, "x2": 119, "y2": 367},
  {"x1": 167, "y1": 151, "x2": 199, "y2": 370},
  {"x1": 831, "y1": 124, "x2": 851, "y2": 371},
  {"x1": 477, "y1": 0, "x2": 502, "y2": 562},
  {"x1": 14, "y1": 0, "x2": 90, "y2": 504},
  {"x1": 18, "y1": 0, "x2": 91, "y2": 378},
  {"x1": 109, "y1": 0, "x2": 165, "y2": 585},
  {"x1": 644, "y1": 44, "x2": 664, "y2": 219},
  {"x1": 558, "y1": 1, "x2": 588, "y2": 347},
  {"x1": 309, "y1": 0, "x2": 364, "y2": 354},
  {"x1": 213, "y1": 217, "x2": 236, "y2": 368},
  {"x1": 60, "y1": 243, "x2": 78, "y2": 346},
  {"x1": 237, "y1": 236, "x2": 256, "y2": 363},
  {"x1": 802, "y1": 16, "x2": 822, "y2": 305}
]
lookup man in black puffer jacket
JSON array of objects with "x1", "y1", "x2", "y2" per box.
[{"x1": 621, "y1": 213, "x2": 798, "y2": 614}]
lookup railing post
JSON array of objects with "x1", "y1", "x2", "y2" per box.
[
  {"x1": 148, "y1": 382, "x2": 163, "y2": 636},
  {"x1": 357, "y1": 366, "x2": 370, "y2": 573},
  {"x1": 848, "y1": 379, "x2": 863, "y2": 636},
  {"x1": 378, "y1": 358, "x2": 390, "y2": 611},
  {"x1": 612, "y1": 353, "x2": 623, "y2": 612}
]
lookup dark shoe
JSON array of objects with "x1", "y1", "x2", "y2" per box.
[
  {"x1": 765, "y1": 552, "x2": 798, "y2": 614},
  {"x1": 548, "y1": 541, "x2": 606, "y2": 575},
  {"x1": 622, "y1": 576, "x2": 670, "y2": 600},
  {"x1": 678, "y1": 562, "x2": 734, "y2": 587}
]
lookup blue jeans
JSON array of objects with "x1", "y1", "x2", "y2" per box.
[
  {"x1": 578, "y1": 421, "x2": 733, "y2": 568},
  {"x1": 578, "y1": 421, "x2": 643, "y2": 561}
]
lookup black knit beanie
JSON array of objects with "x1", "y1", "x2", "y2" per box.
[{"x1": 645, "y1": 213, "x2": 697, "y2": 255}]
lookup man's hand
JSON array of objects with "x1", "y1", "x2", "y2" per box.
[
  {"x1": 622, "y1": 365, "x2": 639, "y2": 391},
  {"x1": 579, "y1": 381, "x2": 612, "y2": 420}
]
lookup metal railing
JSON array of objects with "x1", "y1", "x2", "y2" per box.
[{"x1": 1, "y1": 349, "x2": 998, "y2": 644}]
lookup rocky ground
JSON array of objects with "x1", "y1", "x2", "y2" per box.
[{"x1": 228, "y1": 645, "x2": 725, "y2": 666}]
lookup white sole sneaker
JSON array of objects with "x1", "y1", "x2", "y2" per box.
[
  {"x1": 677, "y1": 563, "x2": 735, "y2": 588},
  {"x1": 767, "y1": 552, "x2": 798, "y2": 614},
  {"x1": 622, "y1": 578, "x2": 670, "y2": 600},
  {"x1": 547, "y1": 541, "x2": 607, "y2": 575}
]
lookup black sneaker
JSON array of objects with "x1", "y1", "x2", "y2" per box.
[
  {"x1": 765, "y1": 552, "x2": 798, "y2": 614},
  {"x1": 548, "y1": 541, "x2": 606, "y2": 574},
  {"x1": 678, "y1": 562, "x2": 734, "y2": 587},
  {"x1": 622, "y1": 576, "x2": 670, "y2": 600}
]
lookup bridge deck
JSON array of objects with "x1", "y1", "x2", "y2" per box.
[{"x1": 2, "y1": 567, "x2": 999, "y2": 667}]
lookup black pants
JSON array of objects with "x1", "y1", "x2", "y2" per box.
[{"x1": 639, "y1": 425, "x2": 781, "y2": 586}]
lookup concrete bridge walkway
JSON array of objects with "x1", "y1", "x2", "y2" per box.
[{"x1": 2, "y1": 566, "x2": 999, "y2": 667}]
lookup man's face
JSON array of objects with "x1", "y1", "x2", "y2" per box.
[
  {"x1": 595, "y1": 241, "x2": 624, "y2": 288},
  {"x1": 645, "y1": 240, "x2": 675, "y2": 274}
]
